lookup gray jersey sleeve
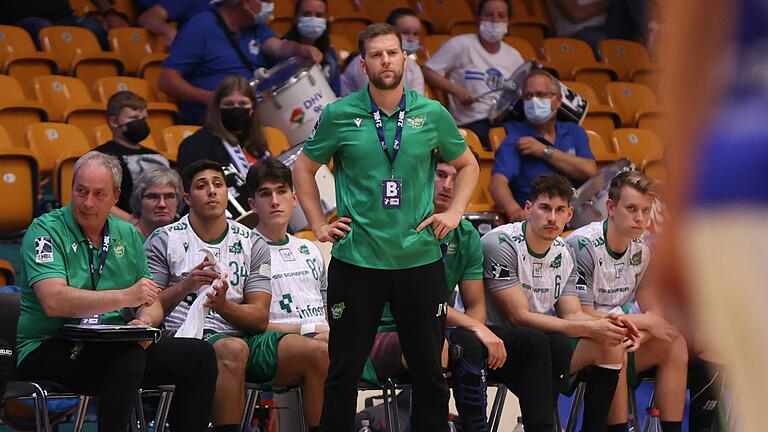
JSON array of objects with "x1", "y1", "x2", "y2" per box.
[
  {"x1": 565, "y1": 236, "x2": 596, "y2": 304},
  {"x1": 319, "y1": 256, "x2": 328, "y2": 305},
  {"x1": 144, "y1": 229, "x2": 171, "y2": 289},
  {"x1": 244, "y1": 236, "x2": 272, "y2": 295},
  {"x1": 560, "y1": 243, "x2": 582, "y2": 300},
  {"x1": 482, "y1": 233, "x2": 520, "y2": 293}
]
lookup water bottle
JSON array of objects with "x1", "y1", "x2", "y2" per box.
[
  {"x1": 511, "y1": 416, "x2": 525, "y2": 432},
  {"x1": 642, "y1": 407, "x2": 663, "y2": 432},
  {"x1": 358, "y1": 419, "x2": 373, "y2": 432}
]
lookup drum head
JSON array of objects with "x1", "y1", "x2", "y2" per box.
[
  {"x1": 487, "y1": 60, "x2": 537, "y2": 121},
  {"x1": 252, "y1": 57, "x2": 310, "y2": 95}
]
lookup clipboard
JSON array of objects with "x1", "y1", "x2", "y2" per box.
[{"x1": 60, "y1": 324, "x2": 162, "y2": 343}]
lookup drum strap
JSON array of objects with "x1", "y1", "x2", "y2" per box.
[{"x1": 211, "y1": 8, "x2": 257, "y2": 74}]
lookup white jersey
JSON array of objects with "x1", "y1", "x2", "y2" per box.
[
  {"x1": 425, "y1": 34, "x2": 524, "y2": 125},
  {"x1": 483, "y1": 222, "x2": 578, "y2": 326},
  {"x1": 145, "y1": 215, "x2": 272, "y2": 334},
  {"x1": 566, "y1": 220, "x2": 650, "y2": 313},
  {"x1": 340, "y1": 53, "x2": 425, "y2": 97},
  {"x1": 254, "y1": 230, "x2": 327, "y2": 325}
]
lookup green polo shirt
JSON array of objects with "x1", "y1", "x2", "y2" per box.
[
  {"x1": 378, "y1": 219, "x2": 484, "y2": 331},
  {"x1": 303, "y1": 87, "x2": 467, "y2": 270},
  {"x1": 16, "y1": 206, "x2": 151, "y2": 364}
]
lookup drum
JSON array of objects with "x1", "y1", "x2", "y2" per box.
[
  {"x1": 277, "y1": 144, "x2": 337, "y2": 233},
  {"x1": 251, "y1": 57, "x2": 338, "y2": 146},
  {"x1": 463, "y1": 212, "x2": 500, "y2": 236},
  {"x1": 569, "y1": 159, "x2": 633, "y2": 229},
  {"x1": 486, "y1": 61, "x2": 588, "y2": 125}
]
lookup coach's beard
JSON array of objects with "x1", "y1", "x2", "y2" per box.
[{"x1": 369, "y1": 69, "x2": 405, "y2": 91}]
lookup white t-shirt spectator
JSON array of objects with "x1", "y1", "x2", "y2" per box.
[
  {"x1": 425, "y1": 34, "x2": 524, "y2": 125},
  {"x1": 340, "y1": 53, "x2": 425, "y2": 96}
]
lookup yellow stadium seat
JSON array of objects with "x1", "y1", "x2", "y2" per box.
[
  {"x1": 0, "y1": 25, "x2": 59, "y2": 99},
  {"x1": 0, "y1": 146, "x2": 38, "y2": 237},
  {"x1": 108, "y1": 27, "x2": 167, "y2": 76},
  {"x1": 0, "y1": 126, "x2": 12, "y2": 147},
  {"x1": 542, "y1": 38, "x2": 617, "y2": 83},
  {"x1": 489, "y1": 126, "x2": 506, "y2": 152},
  {"x1": 598, "y1": 39, "x2": 659, "y2": 83},
  {"x1": 422, "y1": 34, "x2": 453, "y2": 59},
  {"x1": 459, "y1": 127, "x2": 495, "y2": 211},
  {"x1": 508, "y1": 0, "x2": 552, "y2": 52},
  {"x1": 562, "y1": 80, "x2": 621, "y2": 145},
  {"x1": 0, "y1": 259, "x2": 15, "y2": 285},
  {"x1": 162, "y1": 125, "x2": 200, "y2": 161},
  {"x1": 54, "y1": 150, "x2": 82, "y2": 207},
  {"x1": 585, "y1": 129, "x2": 620, "y2": 167},
  {"x1": 424, "y1": 0, "x2": 476, "y2": 35},
  {"x1": 140, "y1": 60, "x2": 170, "y2": 102},
  {"x1": 267, "y1": 0, "x2": 294, "y2": 35},
  {"x1": 503, "y1": 36, "x2": 538, "y2": 61},
  {"x1": 69, "y1": 0, "x2": 99, "y2": 15},
  {"x1": 32, "y1": 75, "x2": 107, "y2": 146},
  {"x1": 612, "y1": 128, "x2": 663, "y2": 168},
  {"x1": 0, "y1": 75, "x2": 49, "y2": 148},
  {"x1": 25, "y1": 123, "x2": 92, "y2": 177},
  {"x1": 92, "y1": 123, "x2": 160, "y2": 152},
  {"x1": 94, "y1": 76, "x2": 154, "y2": 102},
  {"x1": 263, "y1": 126, "x2": 291, "y2": 157},
  {"x1": 294, "y1": 230, "x2": 317, "y2": 241},
  {"x1": 605, "y1": 82, "x2": 662, "y2": 127},
  {"x1": 364, "y1": 0, "x2": 411, "y2": 22},
  {"x1": 327, "y1": 0, "x2": 373, "y2": 49},
  {"x1": 113, "y1": 0, "x2": 138, "y2": 24},
  {"x1": 38, "y1": 26, "x2": 125, "y2": 90}
]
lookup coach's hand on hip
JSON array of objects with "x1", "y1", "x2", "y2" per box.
[{"x1": 417, "y1": 209, "x2": 462, "y2": 240}]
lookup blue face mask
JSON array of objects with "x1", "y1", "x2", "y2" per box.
[
  {"x1": 297, "y1": 16, "x2": 327, "y2": 40},
  {"x1": 524, "y1": 96, "x2": 556, "y2": 125},
  {"x1": 252, "y1": 1, "x2": 274, "y2": 24},
  {"x1": 402, "y1": 39, "x2": 420, "y2": 54}
]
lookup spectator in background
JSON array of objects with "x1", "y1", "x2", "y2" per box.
[
  {"x1": 95, "y1": 91, "x2": 170, "y2": 223},
  {"x1": 137, "y1": 0, "x2": 210, "y2": 52},
  {"x1": 423, "y1": 0, "x2": 524, "y2": 150},
  {"x1": 546, "y1": 0, "x2": 609, "y2": 54},
  {"x1": 282, "y1": 0, "x2": 341, "y2": 95},
  {"x1": 176, "y1": 75, "x2": 269, "y2": 217},
  {"x1": 490, "y1": 70, "x2": 596, "y2": 222},
  {"x1": 0, "y1": 0, "x2": 128, "y2": 50},
  {"x1": 340, "y1": 7, "x2": 425, "y2": 96},
  {"x1": 130, "y1": 167, "x2": 183, "y2": 240},
  {"x1": 159, "y1": 0, "x2": 322, "y2": 125}
]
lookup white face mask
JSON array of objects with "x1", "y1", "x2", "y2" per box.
[
  {"x1": 524, "y1": 96, "x2": 556, "y2": 125},
  {"x1": 297, "y1": 16, "x2": 327, "y2": 40},
  {"x1": 402, "y1": 39, "x2": 420, "y2": 54},
  {"x1": 252, "y1": 1, "x2": 274, "y2": 24},
  {"x1": 478, "y1": 20, "x2": 508, "y2": 43}
]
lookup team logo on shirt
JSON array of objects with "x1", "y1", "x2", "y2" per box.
[
  {"x1": 614, "y1": 262, "x2": 624, "y2": 278},
  {"x1": 532, "y1": 262, "x2": 543, "y2": 278},
  {"x1": 485, "y1": 68, "x2": 504, "y2": 91},
  {"x1": 577, "y1": 237, "x2": 589, "y2": 250},
  {"x1": 279, "y1": 293, "x2": 293, "y2": 313},
  {"x1": 354, "y1": 117, "x2": 362, "y2": 127},
  {"x1": 298, "y1": 244, "x2": 310, "y2": 255},
  {"x1": 34, "y1": 236, "x2": 54, "y2": 263},
  {"x1": 113, "y1": 240, "x2": 125, "y2": 257},
  {"x1": 550, "y1": 253, "x2": 562, "y2": 269},
  {"x1": 446, "y1": 242, "x2": 457, "y2": 254},
  {"x1": 406, "y1": 114, "x2": 426, "y2": 129},
  {"x1": 71, "y1": 243, "x2": 78, "y2": 253},
  {"x1": 630, "y1": 251, "x2": 642, "y2": 266},
  {"x1": 229, "y1": 240, "x2": 243, "y2": 255}
]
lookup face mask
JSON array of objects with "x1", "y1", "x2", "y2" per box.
[
  {"x1": 122, "y1": 118, "x2": 150, "y2": 144},
  {"x1": 297, "y1": 16, "x2": 327, "y2": 40},
  {"x1": 478, "y1": 20, "x2": 508, "y2": 43},
  {"x1": 252, "y1": 1, "x2": 274, "y2": 25},
  {"x1": 221, "y1": 107, "x2": 253, "y2": 132},
  {"x1": 524, "y1": 96, "x2": 556, "y2": 125},
  {"x1": 402, "y1": 39, "x2": 420, "y2": 54}
]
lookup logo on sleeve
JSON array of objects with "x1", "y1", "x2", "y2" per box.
[
  {"x1": 491, "y1": 260, "x2": 511, "y2": 279},
  {"x1": 35, "y1": 236, "x2": 54, "y2": 263},
  {"x1": 308, "y1": 113, "x2": 322, "y2": 140}
]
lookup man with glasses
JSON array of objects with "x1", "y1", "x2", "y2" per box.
[
  {"x1": 130, "y1": 167, "x2": 183, "y2": 240},
  {"x1": 489, "y1": 70, "x2": 598, "y2": 222}
]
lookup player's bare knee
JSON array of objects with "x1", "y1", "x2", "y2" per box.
[
  {"x1": 667, "y1": 335, "x2": 689, "y2": 367},
  {"x1": 305, "y1": 339, "x2": 329, "y2": 376},
  {"x1": 213, "y1": 338, "x2": 249, "y2": 374},
  {"x1": 595, "y1": 343, "x2": 624, "y2": 366}
]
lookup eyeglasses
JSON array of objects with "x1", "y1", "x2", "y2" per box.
[
  {"x1": 522, "y1": 91, "x2": 559, "y2": 100},
  {"x1": 142, "y1": 192, "x2": 178, "y2": 203}
]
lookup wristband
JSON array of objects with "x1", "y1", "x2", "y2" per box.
[
  {"x1": 300, "y1": 323, "x2": 318, "y2": 336},
  {"x1": 543, "y1": 146, "x2": 554, "y2": 161}
]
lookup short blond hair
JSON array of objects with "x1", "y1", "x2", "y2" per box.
[{"x1": 608, "y1": 170, "x2": 658, "y2": 202}]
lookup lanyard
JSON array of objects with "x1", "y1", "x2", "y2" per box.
[
  {"x1": 86, "y1": 223, "x2": 110, "y2": 289},
  {"x1": 369, "y1": 90, "x2": 406, "y2": 177}
]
